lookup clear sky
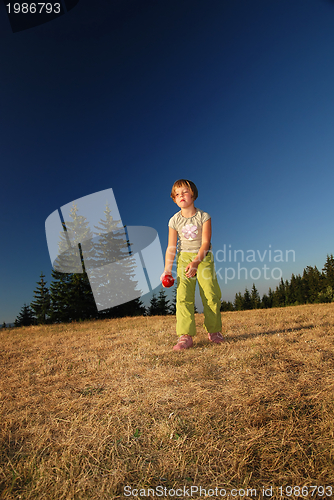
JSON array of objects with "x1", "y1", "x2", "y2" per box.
[{"x1": 1, "y1": 0, "x2": 334, "y2": 324}]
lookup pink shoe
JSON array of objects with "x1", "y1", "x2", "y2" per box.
[
  {"x1": 173, "y1": 335, "x2": 194, "y2": 351},
  {"x1": 208, "y1": 332, "x2": 224, "y2": 344}
]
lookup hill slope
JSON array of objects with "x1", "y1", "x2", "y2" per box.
[{"x1": 1, "y1": 304, "x2": 334, "y2": 499}]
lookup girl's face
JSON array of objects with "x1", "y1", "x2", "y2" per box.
[{"x1": 174, "y1": 186, "x2": 194, "y2": 209}]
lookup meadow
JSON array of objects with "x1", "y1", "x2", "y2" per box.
[{"x1": 1, "y1": 303, "x2": 334, "y2": 499}]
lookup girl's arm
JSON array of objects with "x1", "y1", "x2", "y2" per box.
[
  {"x1": 161, "y1": 227, "x2": 178, "y2": 279},
  {"x1": 185, "y1": 218, "x2": 211, "y2": 278}
]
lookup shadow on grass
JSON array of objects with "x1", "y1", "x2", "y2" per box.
[
  {"x1": 168, "y1": 325, "x2": 316, "y2": 350},
  {"x1": 225, "y1": 324, "x2": 315, "y2": 343}
]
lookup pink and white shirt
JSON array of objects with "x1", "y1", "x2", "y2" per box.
[{"x1": 168, "y1": 208, "x2": 211, "y2": 253}]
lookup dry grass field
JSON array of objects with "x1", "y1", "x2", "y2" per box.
[{"x1": 1, "y1": 303, "x2": 334, "y2": 499}]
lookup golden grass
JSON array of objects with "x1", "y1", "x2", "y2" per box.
[{"x1": 1, "y1": 304, "x2": 334, "y2": 499}]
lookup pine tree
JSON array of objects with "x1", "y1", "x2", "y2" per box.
[
  {"x1": 148, "y1": 293, "x2": 160, "y2": 316},
  {"x1": 302, "y1": 266, "x2": 321, "y2": 304},
  {"x1": 272, "y1": 279, "x2": 286, "y2": 307},
  {"x1": 286, "y1": 273, "x2": 303, "y2": 305},
  {"x1": 90, "y1": 207, "x2": 140, "y2": 314},
  {"x1": 127, "y1": 297, "x2": 147, "y2": 317},
  {"x1": 49, "y1": 204, "x2": 97, "y2": 323},
  {"x1": 147, "y1": 290, "x2": 171, "y2": 315},
  {"x1": 286, "y1": 275, "x2": 295, "y2": 305},
  {"x1": 261, "y1": 287, "x2": 274, "y2": 308},
  {"x1": 30, "y1": 273, "x2": 51, "y2": 324},
  {"x1": 53, "y1": 204, "x2": 92, "y2": 275},
  {"x1": 234, "y1": 292, "x2": 244, "y2": 311},
  {"x1": 317, "y1": 286, "x2": 334, "y2": 303},
  {"x1": 261, "y1": 293, "x2": 270, "y2": 308},
  {"x1": 15, "y1": 304, "x2": 35, "y2": 327},
  {"x1": 220, "y1": 300, "x2": 234, "y2": 311},
  {"x1": 68, "y1": 273, "x2": 97, "y2": 321},
  {"x1": 322, "y1": 254, "x2": 334, "y2": 290},
  {"x1": 49, "y1": 269, "x2": 97, "y2": 323},
  {"x1": 170, "y1": 288, "x2": 177, "y2": 315},
  {"x1": 101, "y1": 297, "x2": 146, "y2": 318},
  {"x1": 2, "y1": 322, "x2": 7, "y2": 329},
  {"x1": 250, "y1": 283, "x2": 261, "y2": 309},
  {"x1": 156, "y1": 289, "x2": 171, "y2": 315},
  {"x1": 49, "y1": 271, "x2": 74, "y2": 323},
  {"x1": 243, "y1": 288, "x2": 252, "y2": 310},
  {"x1": 283, "y1": 279, "x2": 291, "y2": 305}
]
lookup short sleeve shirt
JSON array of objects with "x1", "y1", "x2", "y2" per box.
[{"x1": 168, "y1": 208, "x2": 211, "y2": 252}]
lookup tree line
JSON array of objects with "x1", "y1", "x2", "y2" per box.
[
  {"x1": 5, "y1": 202, "x2": 176, "y2": 328},
  {"x1": 221, "y1": 254, "x2": 334, "y2": 311},
  {"x1": 3, "y1": 254, "x2": 334, "y2": 328},
  {"x1": 9, "y1": 274, "x2": 176, "y2": 327}
]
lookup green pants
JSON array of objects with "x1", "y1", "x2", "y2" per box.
[{"x1": 176, "y1": 252, "x2": 222, "y2": 337}]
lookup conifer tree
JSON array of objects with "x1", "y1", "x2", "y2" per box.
[
  {"x1": 49, "y1": 204, "x2": 97, "y2": 323},
  {"x1": 148, "y1": 293, "x2": 160, "y2": 316},
  {"x1": 268, "y1": 287, "x2": 274, "y2": 307},
  {"x1": 128, "y1": 297, "x2": 147, "y2": 317},
  {"x1": 302, "y1": 266, "x2": 321, "y2": 304},
  {"x1": 49, "y1": 267, "x2": 97, "y2": 322},
  {"x1": 90, "y1": 206, "x2": 141, "y2": 317},
  {"x1": 30, "y1": 273, "x2": 51, "y2": 324},
  {"x1": 272, "y1": 279, "x2": 286, "y2": 307},
  {"x1": 286, "y1": 274, "x2": 303, "y2": 305},
  {"x1": 243, "y1": 288, "x2": 252, "y2": 310},
  {"x1": 286, "y1": 275, "x2": 295, "y2": 305},
  {"x1": 250, "y1": 283, "x2": 261, "y2": 309},
  {"x1": 261, "y1": 293, "x2": 270, "y2": 308},
  {"x1": 101, "y1": 297, "x2": 146, "y2": 318},
  {"x1": 220, "y1": 300, "x2": 234, "y2": 311},
  {"x1": 170, "y1": 288, "x2": 177, "y2": 315},
  {"x1": 234, "y1": 292, "x2": 244, "y2": 311},
  {"x1": 147, "y1": 289, "x2": 171, "y2": 315},
  {"x1": 15, "y1": 304, "x2": 35, "y2": 327},
  {"x1": 69, "y1": 273, "x2": 97, "y2": 321},
  {"x1": 317, "y1": 286, "x2": 334, "y2": 303},
  {"x1": 261, "y1": 287, "x2": 273, "y2": 309},
  {"x1": 322, "y1": 254, "x2": 334, "y2": 289},
  {"x1": 49, "y1": 271, "x2": 74, "y2": 323},
  {"x1": 261, "y1": 287, "x2": 274, "y2": 308},
  {"x1": 156, "y1": 289, "x2": 171, "y2": 315}
]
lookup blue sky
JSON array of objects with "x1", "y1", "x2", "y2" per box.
[{"x1": 1, "y1": 0, "x2": 334, "y2": 324}]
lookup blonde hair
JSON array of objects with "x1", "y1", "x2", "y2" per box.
[{"x1": 170, "y1": 179, "x2": 198, "y2": 201}]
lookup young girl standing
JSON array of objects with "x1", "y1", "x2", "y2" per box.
[{"x1": 161, "y1": 179, "x2": 224, "y2": 351}]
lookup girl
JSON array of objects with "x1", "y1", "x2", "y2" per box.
[{"x1": 161, "y1": 179, "x2": 223, "y2": 350}]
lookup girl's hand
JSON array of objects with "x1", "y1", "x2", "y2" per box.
[
  {"x1": 185, "y1": 261, "x2": 198, "y2": 278},
  {"x1": 160, "y1": 272, "x2": 171, "y2": 282}
]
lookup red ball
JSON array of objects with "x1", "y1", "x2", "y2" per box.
[{"x1": 162, "y1": 275, "x2": 174, "y2": 288}]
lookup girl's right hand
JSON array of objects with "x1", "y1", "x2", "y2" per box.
[{"x1": 160, "y1": 272, "x2": 172, "y2": 282}]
